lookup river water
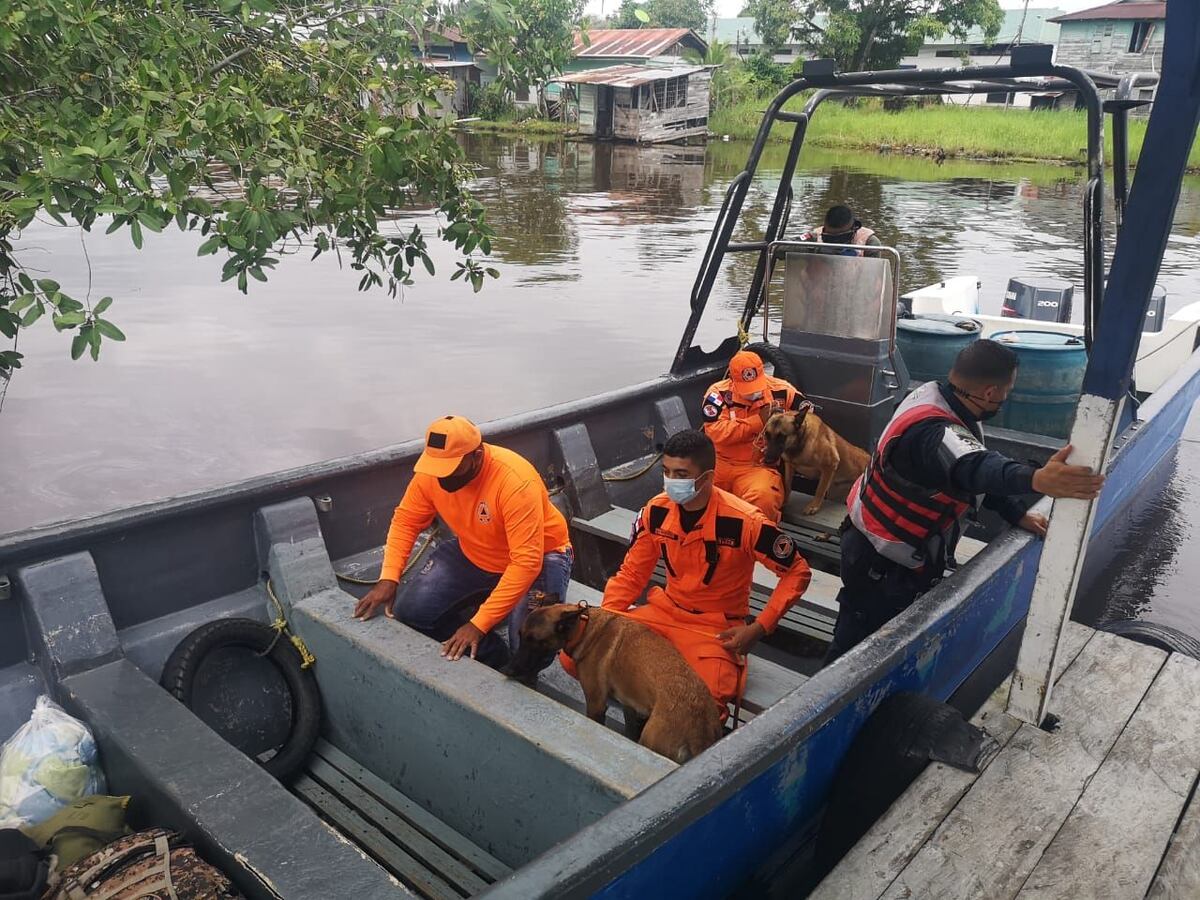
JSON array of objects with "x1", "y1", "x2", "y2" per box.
[{"x1": 3, "y1": 133, "x2": 1200, "y2": 631}]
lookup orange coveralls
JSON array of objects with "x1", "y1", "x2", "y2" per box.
[
  {"x1": 598, "y1": 488, "x2": 812, "y2": 712},
  {"x1": 702, "y1": 375, "x2": 806, "y2": 522}
]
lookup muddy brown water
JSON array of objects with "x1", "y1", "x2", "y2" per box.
[{"x1": 3, "y1": 133, "x2": 1200, "y2": 632}]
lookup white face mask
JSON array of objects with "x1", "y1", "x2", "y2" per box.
[{"x1": 744, "y1": 391, "x2": 764, "y2": 402}]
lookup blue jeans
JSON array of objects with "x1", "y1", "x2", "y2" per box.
[{"x1": 391, "y1": 538, "x2": 574, "y2": 669}]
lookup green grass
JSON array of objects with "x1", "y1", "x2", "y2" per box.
[
  {"x1": 463, "y1": 115, "x2": 577, "y2": 137},
  {"x1": 709, "y1": 98, "x2": 1200, "y2": 171}
]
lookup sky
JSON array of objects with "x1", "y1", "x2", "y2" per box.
[{"x1": 583, "y1": 0, "x2": 1106, "y2": 21}]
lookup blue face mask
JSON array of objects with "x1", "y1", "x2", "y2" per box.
[{"x1": 664, "y1": 472, "x2": 709, "y2": 505}]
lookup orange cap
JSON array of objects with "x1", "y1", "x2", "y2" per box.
[
  {"x1": 728, "y1": 350, "x2": 769, "y2": 396},
  {"x1": 414, "y1": 415, "x2": 483, "y2": 478}
]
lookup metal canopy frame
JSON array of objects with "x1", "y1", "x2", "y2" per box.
[{"x1": 670, "y1": 59, "x2": 1158, "y2": 375}]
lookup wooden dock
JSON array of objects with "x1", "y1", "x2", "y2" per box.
[{"x1": 812, "y1": 623, "x2": 1200, "y2": 900}]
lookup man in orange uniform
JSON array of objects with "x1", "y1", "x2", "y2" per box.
[
  {"x1": 354, "y1": 416, "x2": 573, "y2": 671},
  {"x1": 702, "y1": 349, "x2": 806, "y2": 522},
  {"x1": 597, "y1": 429, "x2": 811, "y2": 714}
]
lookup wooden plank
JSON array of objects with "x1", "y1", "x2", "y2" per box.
[
  {"x1": 294, "y1": 775, "x2": 463, "y2": 900},
  {"x1": 742, "y1": 655, "x2": 807, "y2": 714},
  {"x1": 1017, "y1": 652, "x2": 1200, "y2": 900},
  {"x1": 1147, "y1": 771, "x2": 1200, "y2": 899},
  {"x1": 813, "y1": 623, "x2": 1097, "y2": 900},
  {"x1": 882, "y1": 631, "x2": 1166, "y2": 900},
  {"x1": 306, "y1": 756, "x2": 489, "y2": 895},
  {"x1": 313, "y1": 741, "x2": 510, "y2": 882}
]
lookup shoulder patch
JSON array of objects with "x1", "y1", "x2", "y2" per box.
[
  {"x1": 771, "y1": 388, "x2": 789, "y2": 404},
  {"x1": 629, "y1": 511, "x2": 645, "y2": 546},
  {"x1": 702, "y1": 391, "x2": 725, "y2": 422},
  {"x1": 714, "y1": 515, "x2": 744, "y2": 547},
  {"x1": 755, "y1": 523, "x2": 798, "y2": 565},
  {"x1": 942, "y1": 424, "x2": 986, "y2": 459}
]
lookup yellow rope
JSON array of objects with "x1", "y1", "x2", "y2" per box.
[
  {"x1": 264, "y1": 578, "x2": 317, "y2": 670},
  {"x1": 737, "y1": 320, "x2": 750, "y2": 348},
  {"x1": 333, "y1": 523, "x2": 440, "y2": 586},
  {"x1": 601, "y1": 452, "x2": 664, "y2": 483}
]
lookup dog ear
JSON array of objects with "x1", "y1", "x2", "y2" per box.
[
  {"x1": 554, "y1": 607, "x2": 583, "y2": 636},
  {"x1": 529, "y1": 591, "x2": 561, "y2": 609}
]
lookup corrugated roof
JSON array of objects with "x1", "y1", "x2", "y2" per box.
[
  {"x1": 555, "y1": 63, "x2": 708, "y2": 87},
  {"x1": 573, "y1": 28, "x2": 706, "y2": 59},
  {"x1": 1048, "y1": 2, "x2": 1166, "y2": 23}
]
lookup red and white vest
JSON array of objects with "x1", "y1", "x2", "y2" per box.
[
  {"x1": 811, "y1": 224, "x2": 877, "y2": 256},
  {"x1": 847, "y1": 381, "x2": 982, "y2": 570}
]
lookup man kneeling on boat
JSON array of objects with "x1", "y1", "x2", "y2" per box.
[
  {"x1": 826, "y1": 339, "x2": 1106, "y2": 665},
  {"x1": 353, "y1": 415, "x2": 573, "y2": 671},
  {"x1": 566, "y1": 429, "x2": 812, "y2": 718},
  {"x1": 702, "y1": 349, "x2": 807, "y2": 522}
]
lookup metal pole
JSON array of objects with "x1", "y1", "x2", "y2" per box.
[{"x1": 1007, "y1": 0, "x2": 1200, "y2": 725}]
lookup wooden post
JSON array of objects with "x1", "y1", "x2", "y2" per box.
[{"x1": 1007, "y1": 2, "x2": 1200, "y2": 724}]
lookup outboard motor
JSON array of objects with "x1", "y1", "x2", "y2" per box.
[
  {"x1": 1002, "y1": 276, "x2": 1073, "y2": 323},
  {"x1": 1143, "y1": 284, "x2": 1167, "y2": 333}
]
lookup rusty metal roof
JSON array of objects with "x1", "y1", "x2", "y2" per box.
[
  {"x1": 1048, "y1": 2, "x2": 1165, "y2": 23},
  {"x1": 554, "y1": 63, "x2": 709, "y2": 87},
  {"x1": 572, "y1": 28, "x2": 707, "y2": 59}
]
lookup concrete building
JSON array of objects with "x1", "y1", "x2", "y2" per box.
[{"x1": 707, "y1": 16, "x2": 809, "y2": 65}]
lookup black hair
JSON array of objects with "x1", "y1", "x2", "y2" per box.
[
  {"x1": 663, "y1": 429, "x2": 716, "y2": 472},
  {"x1": 951, "y1": 339, "x2": 1019, "y2": 385},
  {"x1": 825, "y1": 205, "x2": 854, "y2": 230}
]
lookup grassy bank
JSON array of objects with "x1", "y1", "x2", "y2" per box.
[
  {"x1": 461, "y1": 116, "x2": 577, "y2": 137},
  {"x1": 709, "y1": 99, "x2": 1200, "y2": 170}
]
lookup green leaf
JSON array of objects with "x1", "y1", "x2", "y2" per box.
[
  {"x1": 17, "y1": 273, "x2": 35, "y2": 293},
  {"x1": 20, "y1": 304, "x2": 43, "y2": 327},
  {"x1": 634, "y1": 7, "x2": 651, "y2": 23},
  {"x1": 37, "y1": 279, "x2": 60, "y2": 293},
  {"x1": 94, "y1": 297, "x2": 113, "y2": 315},
  {"x1": 137, "y1": 211, "x2": 163, "y2": 233},
  {"x1": 130, "y1": 218, "x2": 144, "y2": 249},
  {"x1": 197, "y1": 235, "x2": 222, "y2": 256},
  {"x1": 53, "y1": 311, "x2": 87, "y2": 330},
  {"x1": 95, "y1": 319, "x2": 126, "y2": 341},
  {"x1": 374, "y1": 126, "x2": 395, "y2": 138},
  {"x1": 72, "y1": 145, "x2": 98, "y2": 157},
  {"x1": 70, "y1": 331, "x2": 88, "y2": 360},
  {"x1": 9, "y1": 294, "x2": 36, "y2": 313},
  {"x1": 422, "y1": 254, "x2": 435, "y2": 276}
]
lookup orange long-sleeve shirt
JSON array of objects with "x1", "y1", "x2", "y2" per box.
[
  {"x1": 602, "y1": 488, "x2": 811, "y2": 633},
  {"x1": 380, "y1": 444, "x2": 571, "y2": 634},
  {"x1": 701, "y1": 375, "x2": 805, "y2": 466}
]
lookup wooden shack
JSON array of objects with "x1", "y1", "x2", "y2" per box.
[{"x1": 555, "y1": 64, "x2": 712, "y2": 143}]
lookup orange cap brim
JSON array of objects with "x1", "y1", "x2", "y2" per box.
[
  {"x1": 731, "y1": 372, "x2": 770, "y2": 396},
  {"x1": 413, "y1": 451, "x2": 467, "y2": 478}
]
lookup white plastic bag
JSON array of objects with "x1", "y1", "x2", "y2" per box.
[{"x1": 0, "y1": 696, "x2": 105, "y2": 828}]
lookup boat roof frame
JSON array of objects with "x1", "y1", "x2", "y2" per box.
[{"x1": 671, "y1": 56, "x2": 1159, "y2": 375}]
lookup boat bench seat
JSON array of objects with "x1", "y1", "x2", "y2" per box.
[{"x1": 548, "y1": 581, "x2": 808, "y2": 728}]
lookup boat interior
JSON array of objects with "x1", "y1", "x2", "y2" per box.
[{"x1": 1, "y1": 54, "x2": 1191, "y2": 900}]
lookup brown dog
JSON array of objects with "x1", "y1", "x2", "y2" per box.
[
  {"x1": 762, "y1": 407, "x2": 870, "y2": 516},
  {"x1": 504, "y1": 604, "x2": 722, "y2": 763}
]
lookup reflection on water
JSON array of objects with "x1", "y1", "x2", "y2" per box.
[{"x1": 4, "y1": 134, "x2": 1200, "y2": 574}]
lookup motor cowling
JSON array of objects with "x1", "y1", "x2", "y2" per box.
[{"x1": 1002, "y1": 276, "x2": 1074, "y2": 323}]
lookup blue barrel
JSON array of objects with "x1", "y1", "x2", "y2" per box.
[
  {"x1": 990, "y1": 330, "x2": 1087, "y2": 439},
  {"x1": 896, "y1": 314, "x2": 982, "y2": 385}
]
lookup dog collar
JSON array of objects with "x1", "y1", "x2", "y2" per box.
[{"x1": 562, "y1": 606, "x2": 591, "y2": 657}]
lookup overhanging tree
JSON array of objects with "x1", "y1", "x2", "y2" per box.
[
  {"x1": 609, "y1": 0, "x2": 712, "y2": 33},
  {"x1": 0, "y1": 0, "x2": 580, "y2": 380},
  {"x1": 796, "y1": 0, "x2": 1002, "y2": 71}
]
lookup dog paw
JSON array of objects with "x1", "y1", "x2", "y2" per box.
[{"x1": 803, "y1": 502, "x2": 822, "y2": 516}]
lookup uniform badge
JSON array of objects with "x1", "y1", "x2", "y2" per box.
[
  {"x1": 741, "y1": 367, "x2": 759, "y2": 382},
  {"x1": 772, "y1": 534, "x2": 794, "y2": 559},
  {"x1": 477, "y1": 501, "x2": 492, "y2": 524}
]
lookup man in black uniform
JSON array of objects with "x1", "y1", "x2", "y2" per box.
[{"x1": 824, "y1": 339, "x2": 1105, "y2": 664}]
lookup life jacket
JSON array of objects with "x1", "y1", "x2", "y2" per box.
[
  {"x1": 847, "y1": 381, "x2": 981, "y2": 570},
  {"x1": 809, "y1": 223, "x2": 877, "y2": 256},
  {"x1": 702, "y1": 375, "x2": 804, "y2": 466}
]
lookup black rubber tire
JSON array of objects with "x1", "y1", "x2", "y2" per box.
[
  {"x1": 1098, "y1": 618, "x2": 1200, "y2": 660},
  {"x1": 742, "y1": 341, "x2": 797, "y2": 386},
  {"x1": 814, "y1": 692, "x2": 962, "y2": 877},
  {"x1": 160, "y1": 618, "x2": 321, "y2": 783}
]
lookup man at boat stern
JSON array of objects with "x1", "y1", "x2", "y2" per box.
[
  {"x1": 702, "y1": 348, "x2": 806, "y2": 522},
  {"x1": 825, "y1": 339, "x2": 1105, "y2": 665},
  {"x1": 584, "y1": 429, "x2": 812, "y2": 717},
  {"x1": 353, "y1": 415, "x2": 573, "y2": 672},
  {"x1": 801, "y1": 204, "x2": 882, "y2": 257}
]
